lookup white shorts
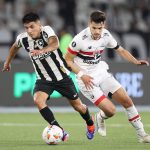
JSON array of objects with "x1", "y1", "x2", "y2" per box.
[{"x1": 77, "y1": 73, "x2": 121, "y2": 106}]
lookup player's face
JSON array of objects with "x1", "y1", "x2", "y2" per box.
[
  {"x1": 89, "y1": 21, "x2": 105, "y2": 40},
  {"x1": 24, "y1": 21, "x2": 41, "y2": 39}
]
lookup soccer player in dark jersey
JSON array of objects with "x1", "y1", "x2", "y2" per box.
[{"x1": 2, "y1": 12, "x2": 95, "y2": 140}]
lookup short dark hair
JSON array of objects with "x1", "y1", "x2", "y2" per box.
[
  {"x1": 90, "y1": 10, "x2": 106, "y2": 23},
  {"x1": 22, "y1": 12, "x2": 40, "y2": 24}
]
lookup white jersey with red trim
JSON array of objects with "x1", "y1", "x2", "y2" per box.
[
  {"x1": 68, "y1": 27, "x2": 118, "y2": 75},
  {"x1": 68, "y1": 27, "x2": 121, "y2": 105}
]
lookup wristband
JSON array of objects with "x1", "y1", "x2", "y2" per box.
[{"x1": 77, "y1": 71, "x2": 84, "y2": 78}]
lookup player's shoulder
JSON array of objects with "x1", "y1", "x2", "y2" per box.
[
  {"x1": 73, "y1": 27, "x2": 89, "y2": 41},
  {"x1": 17, "y1": 32, "x2": 28, "y2": 40},
  {"x1": 42, "y1": 25, "x2": 54, "y2": 32},
  {"x1": 101, "y1": 28, "x2": 111, "y2": 37}
]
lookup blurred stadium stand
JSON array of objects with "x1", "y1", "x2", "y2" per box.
[
  {"x1": 0, "y1": 0, "x2": 150, "y2": 61},
  {"x1": 0, "y1": 0, "x2": 150, "y2": 110}
]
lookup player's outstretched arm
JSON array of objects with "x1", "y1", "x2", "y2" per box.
[
  {"x1": 30, "y1": 36, "x2": 59, "y2": 56},
  {"x1": 2, "y1": 42, "x2": 20, "y2": 72},
  {"x1": 115, "y1": 46, "x2": 149, "y2": 66}
]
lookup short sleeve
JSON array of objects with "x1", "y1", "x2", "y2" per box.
[
  {"x1": 43, "y1": 26, "x2": 56, "y2": 38},
  {"x1": 67, "y1": 35, "x2": 81, "y2": 55},
  {"x1": 105, "y1": 31, "x2": 118, "y2": 49},
  {"x1": 15, "y1": 34, "x2": 22, "y2": 48}
]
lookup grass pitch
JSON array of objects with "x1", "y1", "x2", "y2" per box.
[{"x1": 0, "y1": 112, "x2": 150, "y2": 150}]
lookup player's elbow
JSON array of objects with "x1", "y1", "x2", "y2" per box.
[
  {"x1": 116, "y1": 46, "x2": 126, "y2": 54},
  {"x1": 65, "y1": 59, "x2": 73, "y2": 68},
  {"x1": 64, "y1": 55, "x2": 73, "y2": 67}
]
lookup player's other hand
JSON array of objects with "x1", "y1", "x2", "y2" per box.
[
  {"x1": 81, "y1": 75, "x2": 94, "y2": 90},
  {"x1": 137, "y1": 60, "x2": 149, "y2": 66},
  {"x1": 2, "y1": 63, "x2": 11, "y2": 72}
]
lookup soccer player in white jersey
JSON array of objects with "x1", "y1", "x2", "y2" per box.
[
  {"x1": 2, "y1": 12, "x2": 95, "y2": 140},
  {"x1": 65, "y1": 10, "x2": 150, "y2": 143}
]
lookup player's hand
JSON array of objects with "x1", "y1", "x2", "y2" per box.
[
  {"x1": 81, "y1": 75, "x2": 94, "y2": 90},
  {"x1": 137, "y1": 60, "x2": 149, "y2": 66},
  {"x1": 2, "y1": 63, "x2": 11, "y2": 72},
  {"x1": 30, "y1": 49, "x2": 44, "y2": 56}
]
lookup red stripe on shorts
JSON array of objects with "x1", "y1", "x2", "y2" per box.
[
  {"x1": 129, "y1": 115, "x2": 140, "y2": 122},
  {"x1": 94, "y1": 95, "x2": 106, "y2": 106}
]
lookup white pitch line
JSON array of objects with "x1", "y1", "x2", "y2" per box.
[{"x1": 0, "y1": 123, "x2": 150, "y2": 127}]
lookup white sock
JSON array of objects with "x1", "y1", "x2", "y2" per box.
[
  {"x1": 99, "y1": 110, "x2": 109, "y2": 119},
  {"x1": 126, "y1": 105, "x2": 146, "y2": 136}
]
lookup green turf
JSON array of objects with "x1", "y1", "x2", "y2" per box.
[{"x1": 0, "y1": 112, "x2": 150, "y2": 150}]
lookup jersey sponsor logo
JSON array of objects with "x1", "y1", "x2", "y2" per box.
[
  {"x1": 71, "y1": 41, "x2": 76, "y2": 47},
  {"x1": 83, "y1": 58, "x2": 101, "y2": 64},
  {"x1": 32, "y1": 51, "x2": 51, "y2": 60}
]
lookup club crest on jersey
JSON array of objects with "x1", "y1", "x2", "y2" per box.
[
  {"x1": 38, "y1": 39, "x2": 44, "y2": 46},
  {"x1": 34, "y1": 39, "x2": 44, "y2": 49}
]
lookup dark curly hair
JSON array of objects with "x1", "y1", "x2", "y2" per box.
[
  {"x1": 90, "y1": 10, "x2": 106, "y2": 23},
  {"x1": 22, "y1": 12, "x2": 40, "y2": 24}
]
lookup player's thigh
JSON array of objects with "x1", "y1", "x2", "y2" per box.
[
  {"x1": 34, "y1": 91, "x2": 49, "y2": 102},
  {"x1": 79, "y1": 84, "x2": 115, "y2": 115},
  {"x1": 100, "y1": 75, "x2": 122, "y2": 98},
  {"x1": 55, "y1": 77, "x2": 79, "y2": 100},
  {"x1": 79, "y1": 83, "x2": 105, "y2": 105},
  {"x1": 33, "y1": 80, "x2": 54, "y2": 101},
  {"x1": 79, "y1": 81, "x2": 116, "y2": 115},
  {"x1": 100, "y1": 76, "x2": 133, "y2": 108},
  {"x1": 69, "y1": 97, "x2": 83, "y2": 107},
  {"x1": 112, "y1": 87, "x2": 133, "y2": 108},
  {"x1": 97, "y1": 97, "x2": 116, "y2": 116}
]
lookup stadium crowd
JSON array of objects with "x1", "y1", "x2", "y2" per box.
[{"x1": 0, "y1": 0, "x2": 150, "y2": 60}]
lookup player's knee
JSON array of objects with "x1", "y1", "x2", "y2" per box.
[
  {"x1": 105, "y1": 106, "x2": 116, "y2": 117},
  {"x1": 109, "y1": 107, "x2": 116, "y2": 117},
  {"x1": 73, "y1": 103, "x2": 86, "y2": 113},
  {"x1": 34, "y1": 97, "x2": 40, "y2": 106},
  {"x1": 34, "y1": 97, "x2": 44, "y2": 106},
  {"x1": 123, "y1": 103, "x2": 131, "y2": 108},
  {"x1": 122, "y1": 100, "x2": 133, "y2": 108},
  {"x1": 34, "y1": 98, "x2": 47, "y2": 110}
]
